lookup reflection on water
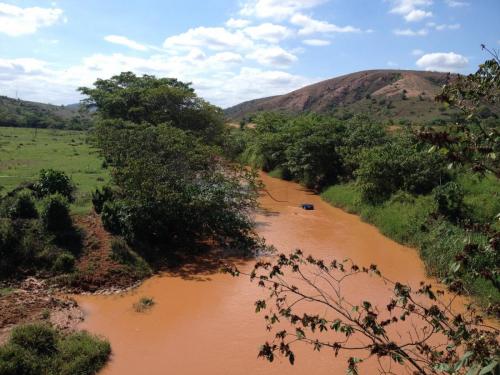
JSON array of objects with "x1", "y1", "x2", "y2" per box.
[{"x1": 75, "y1": 173, "x2": 454, "y2": 375}]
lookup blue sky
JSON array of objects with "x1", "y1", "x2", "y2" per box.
[{"x1": 0, "y1": 0, "x2": 499, "y2": 107}]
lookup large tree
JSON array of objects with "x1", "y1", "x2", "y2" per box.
[
  {"x1": 79, "y1": 72, "x2": 226, "y2": 144},
  {"x1": 81, "y1": 73, "x2": 260, "y2": 254}
]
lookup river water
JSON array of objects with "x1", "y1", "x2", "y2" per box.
[{"x1": 75, "y1": 173, "x2": 451, "y2": 374}]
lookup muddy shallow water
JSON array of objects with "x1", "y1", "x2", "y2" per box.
[{"x1": 76, "y1": 173, "x2": 457, "y2": 374}]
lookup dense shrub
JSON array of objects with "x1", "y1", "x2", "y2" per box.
[
  {"x1": 100, "y1": 200, "x2": 126, "y2": 235},
  {"x1": 7, "y1": 192, "x2": 38, "y2": 219},
  {"x1": 40, "y1": 194, "x2": 72, "y2": 233},
  {"x1": 52, "y1": 253, "x2": 76, "y2": 273},
  {"x1": 95, "y1": 124, "x2": 259, "y2": 251},
  {"x1": 0, "y1": 324, "x2": 111, "y2": 375},
  {"x1": 433, "y1": 182, "x2": 465, "y2": 220},
  {"x1": 91, "y1": 186, "x2": 114, "y2": 214},
  {"x1": 0, "y1": 218, "x2": 52, "y2": 278},
  {"x1": 10, "y1": 324, "x2": 57, "y2": 357},
  {"x1": 0, "y1": 219, "x2": 20, "y2": 277},
  {"x1": 34, "y1": 169, "x2": 74, "y2": 202},
  {"x1": 356, "y1": 137, "x2": 449, "y2": 203}
]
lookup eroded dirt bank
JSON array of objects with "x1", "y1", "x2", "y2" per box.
[{"x1": 74, "y1": 173, "x2": 460, "y2": 374}]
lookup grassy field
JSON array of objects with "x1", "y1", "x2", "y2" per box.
[{"x1": 0, "y1": 127, "x2": 109, "y2": 215}]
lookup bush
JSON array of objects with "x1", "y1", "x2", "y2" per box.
[
  {"x1": 10, "y1": 324, "x2": 57, "y2": 357},
  {"x1": 91, "y1": 186, "x2": 114, "y2": 214},
  {"x1": 56, "y1": 331, "x2": 111, "y2": 375},
  {"x1": 40, "y1": 194, "x2": 72, "y2": 233},
  {"x1": 100, "y1": 200, "x2": 126, "y2": 235},
  {"x1": 356, "y1": 136, "x2": 449, "y2": 203},
  {"x1": 8, "y1": 192, "x2": 38, "y2": 220},
  {"x1": 52, "y1": 253, "x2": 75, "y2": 273},
  {"x1": 0, "y1": 220, "x2": 20, "y2": 277},
  {"x1": 433, "y1": 182, "x2": 464, "y2": 220},
  {"x1": 0, "y1": 344, "x2": 39, "y2": 375},
  {"x1": 0, "y1": 324, "x2": 111, "y2": 375},
  {"x1": 35, "y1": 169, "x2": 74, "y2": 202}
]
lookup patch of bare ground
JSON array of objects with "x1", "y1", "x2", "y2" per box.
[
  {"x1": 0, "y1": 277, "x2": 83, "y2": 345},
  {"x1": 66, "y1": 212, "x2": 148, "y2": 292}
]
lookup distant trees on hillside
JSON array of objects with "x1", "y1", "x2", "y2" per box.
[{"x1": 0, "y1": 96, "x2": 91, "y2": 130}]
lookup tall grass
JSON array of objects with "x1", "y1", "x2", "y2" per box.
[{"x1": 321, "y1": 178, "x2": 500, "y2": 307}]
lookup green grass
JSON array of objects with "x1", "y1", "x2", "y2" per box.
[
  {"x1": 0, "y1": 287, "x2": 13, "y2": 297},
  {"x1": 133, "y1": 297, "x2": 155, "y2": 312},
  {"x1": 0, "y1": 127, "x2": 109, "y2": 215},
  {"x1": 321, "y1": 179, "x2": 500, "y2": 307},
  {"x1": 0, "y1": 323, "x2": 110, "y2": 375},
  {"x1": 458, "y1": 173, "x2": 500, "y2": 229}
]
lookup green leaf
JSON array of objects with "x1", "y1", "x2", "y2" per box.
[
  {"x1": 479, "y1": 361, "x2": 498, "y2": 375},
  {"x1": 295, "y1": 328, "x2": 306, "y2": 339},
  {"x1": 465, "y1": 364, "x2": 480, "y2": 375}
]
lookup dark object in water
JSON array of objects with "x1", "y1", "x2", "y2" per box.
[{"x1": 301, "y1": 204, "x2": 314, "y2": 210}]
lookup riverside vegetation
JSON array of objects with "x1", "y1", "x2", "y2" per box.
[
  {"x1": 223, "y1": 54, "x2": 499, "y2": 373},
  {"x1": 0, "y1": 53, "x2": 498, "y2": 374},
  {"x1": 225, "y1": 55, "x2": 499, "y2": 313}
]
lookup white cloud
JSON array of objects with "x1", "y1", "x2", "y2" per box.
[
  {"x1": 246, "y1": 46, "x2": 297, "y2": 67},
  {"x1": 225, "y1": 18, "x2": 251, "y2": 28},
  {"x1": 0, "y1": 2, "x2": 63, "y2": 36},
  {"x1": 208, "y1": 51, "x2": 243, "y2": 64},
  {"x1": 389, "y1": 0, "x2": 433, "y2": 22},
  {"x1": 412, "y1": 48, "x2": 424, "y2": 55},
  {"x1": 104, "y1": 35, "x2": 148, "y2": 51},
  {"x1": 404, "y1": 9, "x2": 432, "y2": 22},
  {"x1": 240, "y1": 0, "x2": 326, "y2": 20},
  {"x1": 243, "y1": 23, "x2": 292, "y2": 43},
  {"x1": 387, "y1": 61, "x2": 398, "y2": 67},
  {"x1": 290, "y1": 13, "x2": 360, "y2": 35},
  {"x1": 163, "y1": 27, "x2": 253, "y2": 51},
  {"x1": 0, "y1": 46, "x2": 311, "y2": 107},
  {"x1": 302, "y1": 39, "x2": 330, "y2": 46},
  {"x1": 214, "y1": 67, "x2": 314, "y2": 105},
  {"x1": 394, "y1": 28, "x2": 428, "y2": 36},
  {"x1": 416, "y1": 52, "x2": 468, "y2": 72},
  {"x1": 434, "y1": 23, "x2": 460, "y2": 31},
  {"x1": 445, "y1": 0, "x2": 469, "y2": 7}
]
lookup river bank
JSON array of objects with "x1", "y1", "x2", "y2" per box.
[{"x1": 321, "y1": 179, "x2": 499, "y2": 314}]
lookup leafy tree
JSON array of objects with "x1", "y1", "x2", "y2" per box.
[
  {"x1": 356, "y1": 136, "x2": 449, "y2": 203},
  {"x1": 7, "y1": 192, "x2": 38, "y2": 219},
  {"x1": 80, "y1": 73, "x2": 261, "y2": 254},
  {"x1": 40, "y1": 194, "x2": 72, "y2": 233},
  {"x1": 424, "y1": 46, "x2": 499, "y2": 177},
  {"x1": 283, "y1": 117, "x2": 344, "y2": 189},
  {"x1": 79, "y1": 72, "x2": 225, "y2": 144},
  {"x1": 338, "y1": 116, "x2": 388, "y2": 179},
  {"x1": 96, "y1": 124, "x2": 259, "y2": 251},
  {"x1": 34, "y1": 169, "x2": 74, "y2": 202}
]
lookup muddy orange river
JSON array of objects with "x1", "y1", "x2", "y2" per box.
[{"x1": 75, "y1": 174, "x2": 457, "y2": 374}]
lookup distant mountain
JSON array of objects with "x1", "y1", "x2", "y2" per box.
[
  {"x1": 0, "y1": 96, "x2": 91, "y2": 130},
  {"x1": 224, "y1": 70, "x2": 458, "y2": 124}
]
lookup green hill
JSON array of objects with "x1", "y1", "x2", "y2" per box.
[
  {"x1": 0, "y1": 96, "x2": 91, "y2": 130},
  {"x1": 225, "y1": 69, "x2": 463, "y2": 124}
]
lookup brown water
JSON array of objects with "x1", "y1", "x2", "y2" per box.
[{"x1": 75, "y1": 174, "x2": 455, "y2": 374}]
